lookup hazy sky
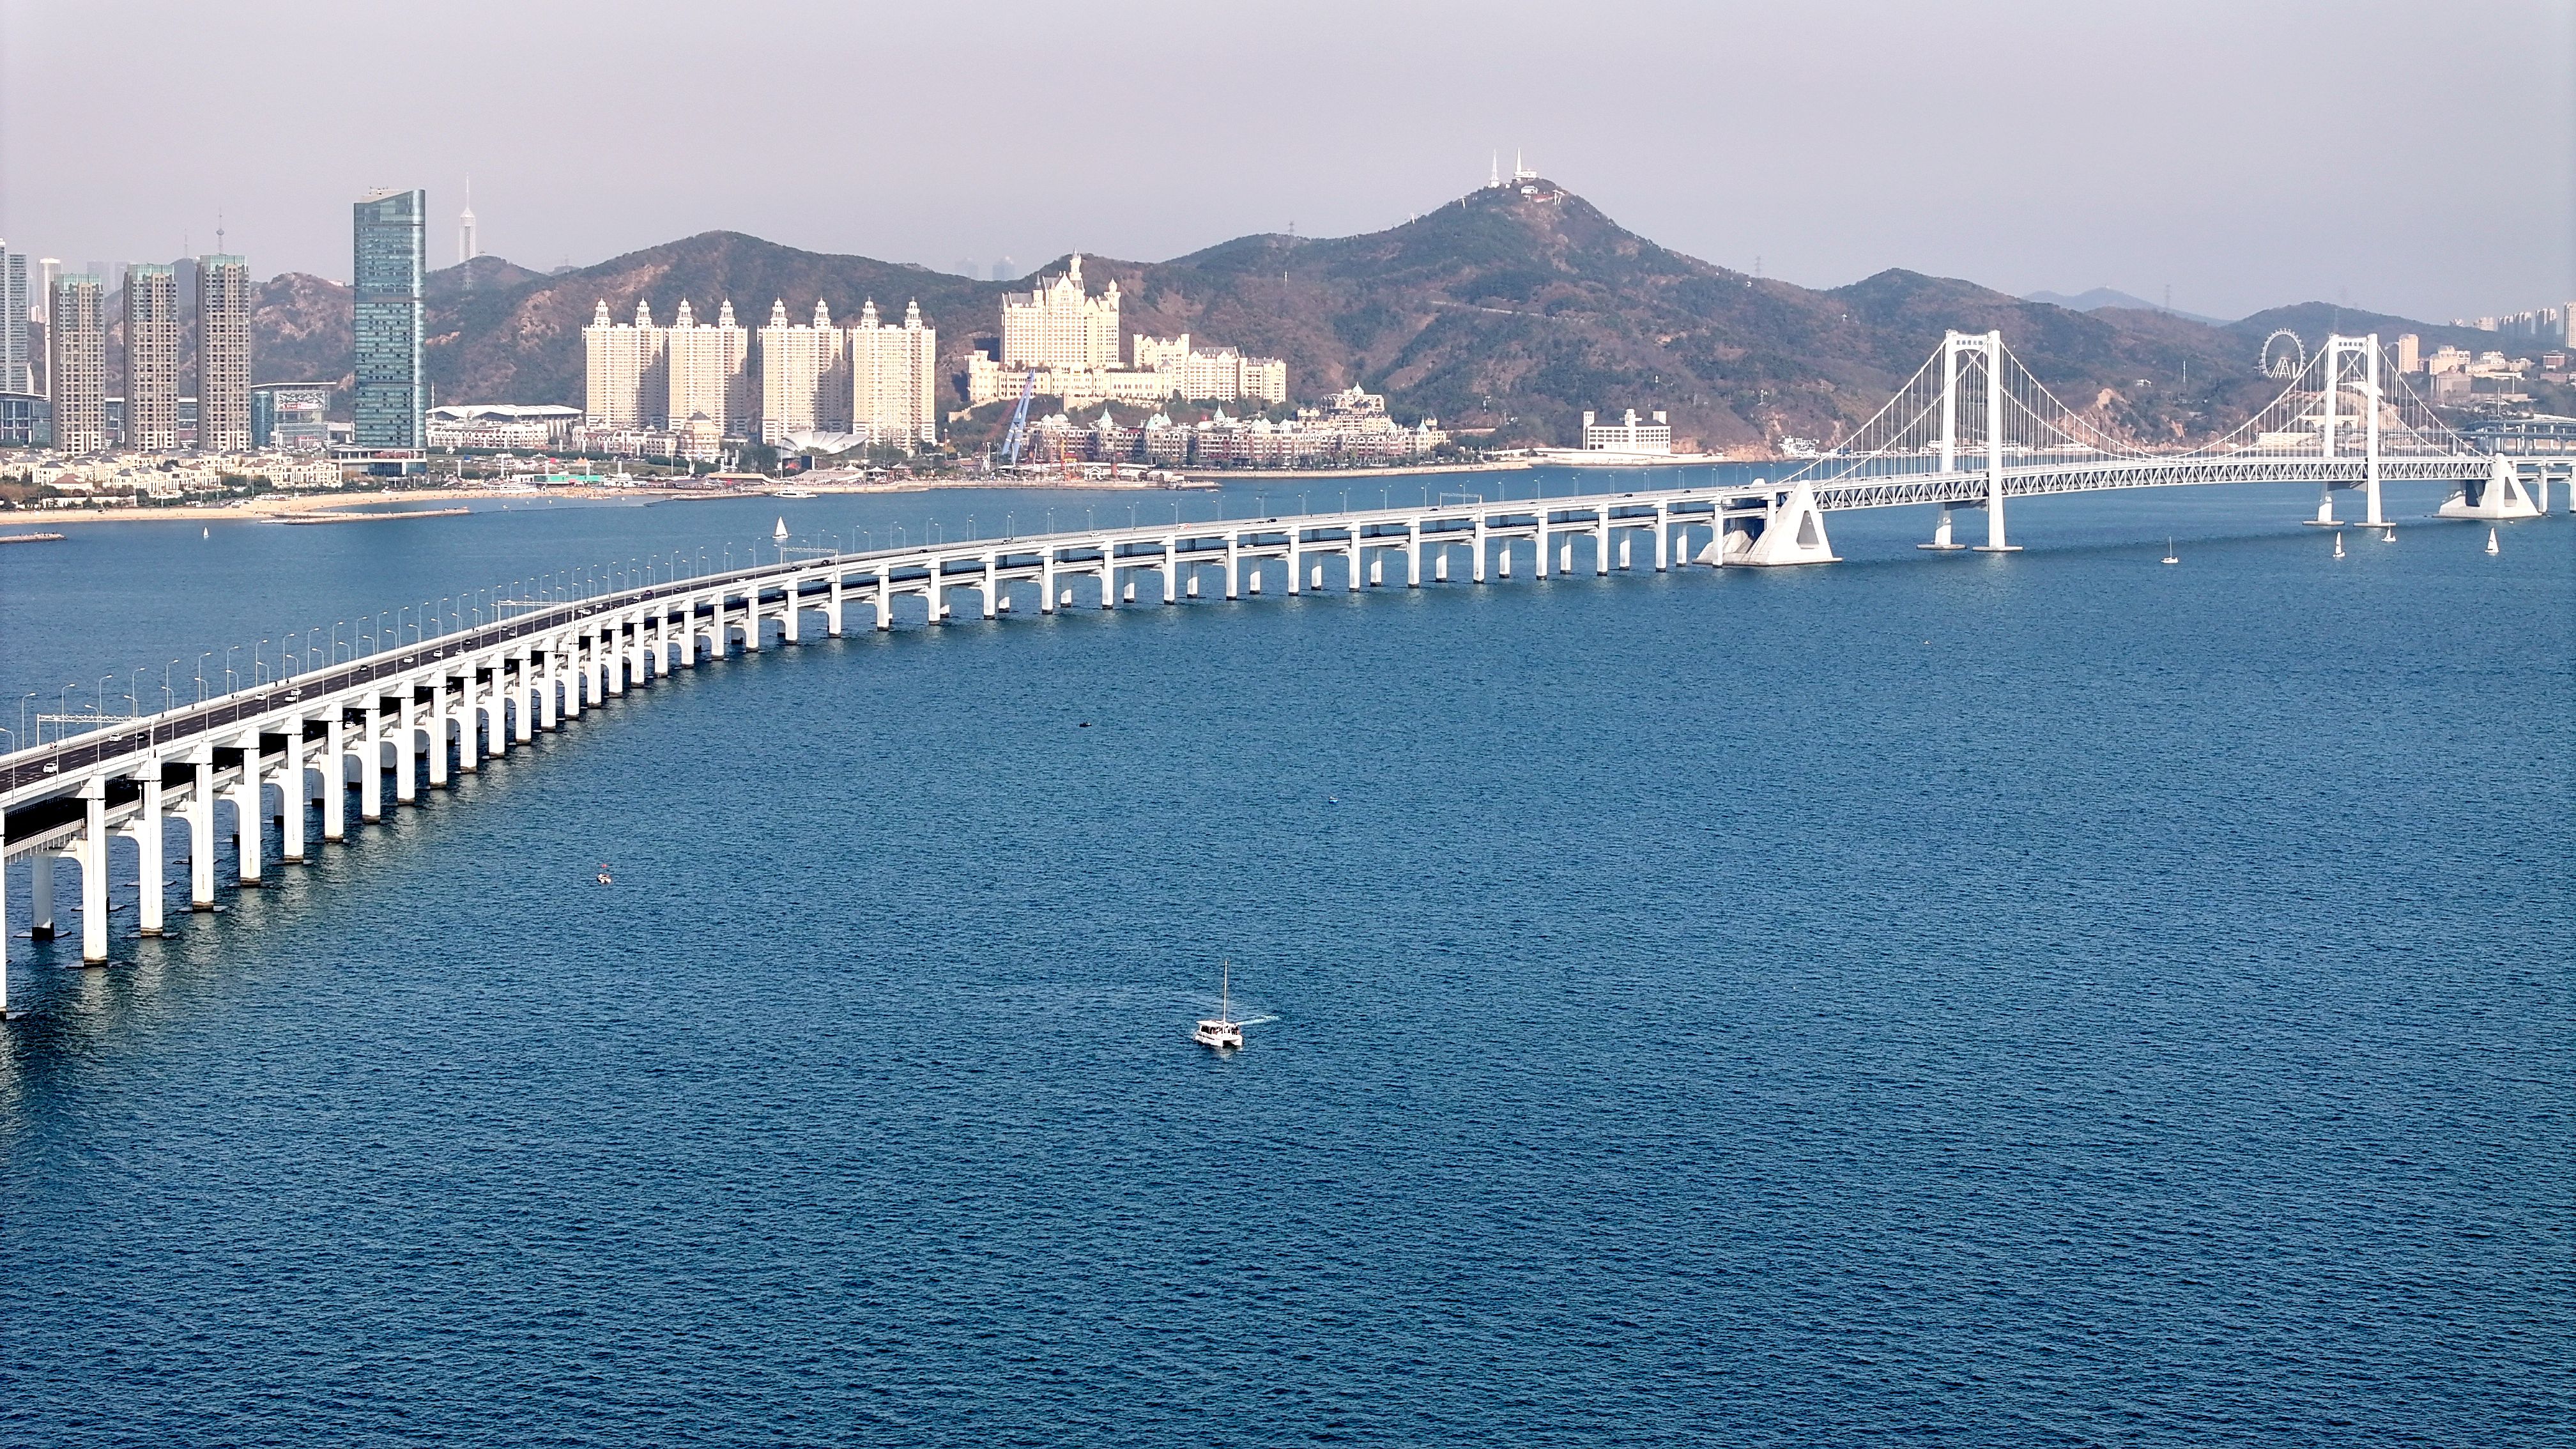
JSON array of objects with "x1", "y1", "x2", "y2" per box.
[{"x1": 2, "y1": 0, "x2": 2568, "y2": 323}]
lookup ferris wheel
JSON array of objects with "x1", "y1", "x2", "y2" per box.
[{"x1": 2260, "y1": 329, "x2": 2306, "y2": 380}]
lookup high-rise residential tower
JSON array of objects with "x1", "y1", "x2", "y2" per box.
[
  {"x1": 850, "y1": 299, "x2": 939, "y2": 448},
  {"x1": 583, "y1": 299, "x2": 668, "y2": 428},
  {"x1": 48, "y1": 273, "x2": 106, "y2": 452},
  {"x1": 197, "y1": 254, "x2": 252, "y2": 453},
  {"x1": 352, "y1": 188, "x2": 425, "y2": 448},
  {"x1": 664, "y1": 298, "x2": 750, "y2": 438},
  {"x1": 758, "y1": 298, "x2": 848, "y2": 442},
  {"x1": 0, "y1": 240, "x2": 29, "y2": 393},
  {"x1": 123, "y1": 263, "x2": 180, "y2": 450}
]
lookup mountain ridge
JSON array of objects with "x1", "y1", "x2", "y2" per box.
[{"x1": 220, "y1": 182, "x2": 2507, "y2": 452}]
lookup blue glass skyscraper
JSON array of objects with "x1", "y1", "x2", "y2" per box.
[{"x1": 351, "y1": 189, "x2": 424, "y2": 448}]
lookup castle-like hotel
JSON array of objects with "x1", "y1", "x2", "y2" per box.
[{"x1": 965, "y1": 256, "x2": 1287, "y2": 410}]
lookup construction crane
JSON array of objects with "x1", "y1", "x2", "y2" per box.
[{"x1": 999, "y1": 369, "x2": 1038, "y2": 468}]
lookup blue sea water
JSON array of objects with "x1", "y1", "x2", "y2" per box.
[{"x1": 1, "y1": 473, "x2": 2570, "y2": 1445}]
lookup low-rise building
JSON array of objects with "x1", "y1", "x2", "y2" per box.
[
  {"x1": 425, "y1": 403, "x2": 582, "y2": 450},
  {"x1": 1581, "y1": 408, "x2": 1672, "y2": 454}
]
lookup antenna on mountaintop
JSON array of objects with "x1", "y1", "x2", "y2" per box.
[{"x1": 1489, "y1": 151, "x2": 1499, "y2": 188}]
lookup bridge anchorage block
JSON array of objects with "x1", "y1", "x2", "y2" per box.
[
  {"x1": 2302, "y1": 489, "x2": 2344, "y2": 528},
  {"x1": 1919, "y1": 507, "x2": 1968, "y2": 551},
  {"x1": 1710, "y1": 481, "x2": 1841, "y2": 566},
  {"x1": 2436, "y1": 455, "x2": 2543, "y2": 522}
]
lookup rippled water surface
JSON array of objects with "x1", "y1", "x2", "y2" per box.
[{"x1": 3, "y1": 477, "x2": 2570, "y2": 1445}]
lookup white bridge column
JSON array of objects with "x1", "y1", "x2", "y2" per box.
[
  {"x1": 426, "y1": 687, "x2": 452, "y2": 789},
  {"x1": 1407, "y1": 522, "x2": 1423, "y2": 586},
  {"x1": 1224, "y1": 540, "x2": 1239, "y2": 600},
  {"x1": 829, "y1": 576, "x2": 845, "y2": 635},
  {"x1": 360, "y1": 705, "x2": 385, "y2": 822},
  {"x1": 455, "y1": 682, "x2": 480, "y2": 774},
  {"x1": 235, "y1": 735, "x2": 265, "y2": 884},
  {"x1": 80, "y1": 781, "x2": 109, "y2": 963},
  {"x1": 394, "y1": 695, "x2": 418, "y2": 805},
  {"x1": 133, "y1": 767, "x2": 167, "y2": 935},
  {"x1": 189, "y1": 753, "x2": 217, "y2": 905},
  {"x1": 781, "y1": 589, "x2": 801, "y2": 644},
  {"x1": 281, "y1": 724, "x2": 309, "y2": 859},
  {"x1": 1473, "y1": 518, "x2": 1489, "y2": 582},
  {"x1": 324, "y1": 718, "x2": 348, "y2": 839},
  {"x1": 29, "y1": 848, "x2": 54, "y2": 939},
  {"x1": 1161, "y1": 539, "x2": 1177, "y2": 603}
]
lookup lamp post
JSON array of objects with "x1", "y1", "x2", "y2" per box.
[
  {"x1": 196, "y1": 653, "x2": 211, "y2": 702},
  {"x1": 225, "y1": 645, "x2": 240, "y2": 696}
]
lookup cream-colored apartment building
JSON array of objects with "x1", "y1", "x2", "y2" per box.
[
  {"x1": 852, "y1": 298, "x2": 938, "y2": 447},
  {"x1": 759, "y1": 298, "x2": 849, "y2": 443},
  {"x1": 663, "y1": 298, "x2": 751, "y2": 438},
  {"x1": 584, "y1": 299, "x2": 668, "y2": 428}
]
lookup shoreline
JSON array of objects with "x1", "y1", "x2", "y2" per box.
[{"x1": 0, "y1": 453, "x2": 1749, "y2": 527}]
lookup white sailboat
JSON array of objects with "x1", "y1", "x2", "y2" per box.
[
  {"x1": 2161, "y1": 537, "x2": 2178, "y2": 565},
  {"x1": 2333, "y1": 531, "x2": 2345, "y2": 559},
  {"x1": 2485, "y1": 526, "x2": 2500, "y2": 556},
  {"x1": 1195, "y1": 960, "x2": 1244, "y2": 1050}
]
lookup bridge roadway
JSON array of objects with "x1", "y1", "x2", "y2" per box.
[{"x1": 0, "y1": 457, "x2": 2507, "y2": 990}]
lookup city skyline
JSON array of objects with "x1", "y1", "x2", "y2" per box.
[{"x1": 0, "y1": 1, "x2": 2566, "y2": 325}]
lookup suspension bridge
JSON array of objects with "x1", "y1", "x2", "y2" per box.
[{"x1": 0, "y1": 332, "x2": 2540, "y2": 993}]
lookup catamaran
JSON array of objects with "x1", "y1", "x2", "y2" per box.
[{"x1": 1195, "y1": 960, "x2": 1244, "y2": 1050}]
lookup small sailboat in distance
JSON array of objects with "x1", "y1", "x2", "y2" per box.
[
  {"x1": 1195, "y1": 959, "x2": 1244, "y2": 1050},
  {"x1": 2485, "y1": 526, "x2": 2500, "y2": 556},
  {"x1": 2161, "y1": 537, "x2": 2178, "y2": 565},
  {"x1": 2333, "y1": 531, "x2": 2345, "y2": 559},
  {"x1": 773, "y1": 516, "x2": 789, "y2": 542}
]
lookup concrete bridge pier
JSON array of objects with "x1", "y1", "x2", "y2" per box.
[
  {"x1": 281, "y1": 735, "x2": 309, "y2": 859},
  {"x1": 829, "y1": 577, "x2": 846, "y2": 634},
  {"x1": 27, "y1": 848, "x2": 52, "y2": 939},
  {"x1": 455, "y1": 690, "x2": 479, "y2": 774},
  {"x1": 324, "y1": 721, "x2": 348, "y2": 839},
  {"x1": 1225, "y1": 542, "x2": 1239, "y2": 600},
  {"x1": 393, "y1": 704, "x2": 418, "y2": 806},
  {"x1": 188, "y1": 754, "x2": 218, "y2": 903},
  {"x1": 360, "y1": 713, "x2": 385, "y2": 823},
  {"x1": 1160, "y1": 539, "x2": 1177, "y2": 602},
  {"x1": 233, "y1": 750, "x2": 264, "y2": 884},
  {"x1": 426, "y1": 704, "x2": 451, "y2": 790},
  {"x1": 80, "y1": 783, "x2": 109, "y2": 962},
  {"x1": 132, "y1": 770, "x2": 167, "y2": 934}
]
